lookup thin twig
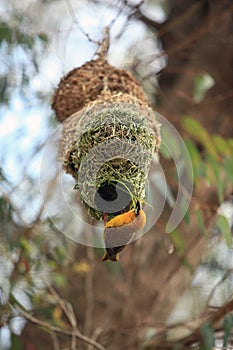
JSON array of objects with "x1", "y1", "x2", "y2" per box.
[
  {"x1": 48, "y1": 329, "x2": 61, "y2": 350},
  {"x1": 44, "y1": 280, "x2": 79, "y2": 350},
  {"x1": 66, "y1": 302, "x2": 78, "y2": 350},
  {"x1": 84, "y1": 225, "x2": 95, "y2": 338},
  {"x1": 16, "y1": 305, "x2": 107, "y2": 350},
  {"x1": 97, "y1": 27, "x2": 110, "y2": 61},
  {"x1": 66, "y1": 0, "x2": 99, "y2": 44}
]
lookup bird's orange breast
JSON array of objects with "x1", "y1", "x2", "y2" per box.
[
  {"x1": 105, "y1": 209, "x2": 146, "y2": 233},
  {"x1": 105, "y1": 209, "x2": 146, "y2": 228},
  {"x1": 102, "y1": 209, "x2": 146, "y2": 261}
]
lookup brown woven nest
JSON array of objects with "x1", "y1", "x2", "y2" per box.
[
  {"x1": 52, "y1": 58, "x2": 148, "y2": 122},
  {"x1": 52, "y1": 57, "x2": 161, "y2": 220}
]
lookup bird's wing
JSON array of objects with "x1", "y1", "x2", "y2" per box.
[{"x1": 104, "y1": 223, "x2": 136, "y2": 248}]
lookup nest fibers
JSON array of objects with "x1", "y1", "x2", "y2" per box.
[{"x1": 52, "y1": 58, "x2": 161, "y2": 220}]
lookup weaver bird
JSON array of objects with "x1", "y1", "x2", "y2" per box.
[{"x1": 102, "y1": 201, "x2": 146, "y2": 262}]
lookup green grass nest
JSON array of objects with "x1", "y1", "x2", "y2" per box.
[{"x1": 64, "y1": 102, "x2": 158, "y2": 220}]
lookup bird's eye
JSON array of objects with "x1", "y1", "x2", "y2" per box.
[{"x1": 135, "y1": 200, "x2": 141, "y2": 217}]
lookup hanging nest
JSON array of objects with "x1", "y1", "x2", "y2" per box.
[
  {"x1": 52, "y1": 58, "x2": 148, "y2": 122},
  {"x1": 52, "y1": 56, "x2": 161, "y2": 220}
]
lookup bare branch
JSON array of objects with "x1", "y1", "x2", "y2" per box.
[
  {"x1": 48, "y1": 330, "x2": 61, "y2": 350},
  {"x1": 84, "y1": 227, "x2": 95, "y2": 338},
  {"x1": 66, "y1": 0, "x2": 99, "y2": 44},
  {"x1": 16, "y1": 305, "x2": 107, "y2": 350},
  {"x1": 43, "y1": 279, "x2": 79, "y2": 350}
]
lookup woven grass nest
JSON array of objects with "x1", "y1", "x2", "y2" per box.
[{"x1": 52, "y1": 57, "x2": 161, "y2": 221}]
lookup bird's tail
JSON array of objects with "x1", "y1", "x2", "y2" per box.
[{"x1": 101, "y1": 251, "x2": 119, "y2": 262}]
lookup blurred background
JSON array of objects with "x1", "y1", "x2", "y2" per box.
[{"x1": 0, "y1": 0, "x2": 232, "y2": 349}]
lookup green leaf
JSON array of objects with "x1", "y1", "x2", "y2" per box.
[
  {"x1": 182, "y1": 257, "x2": 194, "y2": 272},
  {"x1": 159, "y1": 142, "x2": 171, "y2": 159},
  {"x1": 20, "y1": 238, "x2": 33, "y2": 255},
  {"x1": 169, "y1": 229, "x2": 185, "y2": 255},
  {"x1": 0, "y1": 22, "x2": 13, "y2": 43},
  {"x1": 161, "y1": 127, "x2": 180, "y2": 158},
  {"x1": 197, "y1": 161, "x2": 207, "y2": 178},
  {"x1": 54, "y1": 244, "x2": 68, "y2": 263},
  {"x1": 193, "y1": 73, "x2": 215, "y2": 103},
  {"x1": 213, "y1": 135, "x2": 229, "y2": 156},
  {"x1": 195, "y1": 209, "x2": 206, "y2": 236},
  {"x1": 38, "y1": 33, "x2": 48, "y2": 43},
  {"x1": 223, "y1": 314, "x2": 233, "y2": 346},
  {"x1": 223, "y1": 158, "x2": 233, "y2": 184},
  {"x1": 183, "y1": 208, "x2": 190, "y2": 225},
  {"x1": 182, "y1": 117, "x2": 218, "y2": 157},
  {"x1": 182, "y1": 139, "x2": 196, "y2": 182},
  {"x1": 52, "y1": 273, "x2": 66, "y2": 288},
  {"x1": 180, "y1": 198, "x2": 190, "y2": 225},
  {"x1": 11, "y1": 335, "x2": 23, "y2": 350},
  {"x1": 185, "y1": 139, "x2": 200, "y2": 164},
  {"x1": 200, "y1": 322, "x2": 214, "y2": 350},
  {"x1": 228, "y1": 138, "x2": 233, "y2": 151},
  {"x1": 19, "y1": 33, "x2": 35, "y2": 48},
  {"x1": 216, "y1": 214, "x2": 232, "y2": 248},
  {"x1": 207, "y1": 154, "x2": 224, "y2": 203}
]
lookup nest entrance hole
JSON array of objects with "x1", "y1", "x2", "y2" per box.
[{"x1": 94, "y1": 178, "x2": 133, "y2": 214}]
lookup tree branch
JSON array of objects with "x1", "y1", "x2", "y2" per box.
[{"x1": 16, "y1": 306, "x2": 106, "y2": 350}]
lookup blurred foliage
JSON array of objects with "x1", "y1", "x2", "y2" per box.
[
  {"x1": 183, "y1": 117, "x2": 233, "y2": 202},
  {"x1": 200, "y1": 322, "x2": 214, "y2": 350},
  {"x1": 223, "y1": 314, "x2": 233, "y2": 347},
  {"x1": 193, "y1": 73, "x2": 215, "y2": 103},
  {"x1": 0, "y1": 20, "x2": 47, "y2": 47},
  {"x1": 0, "y1": 189, "x2": 86, "y2": 348},
  {"x1": 0, "y1": 17, "x2": 48, "y2": 105},
  {"x1": 216, "y1": 214, "x2": 232, "y2": 248}
]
